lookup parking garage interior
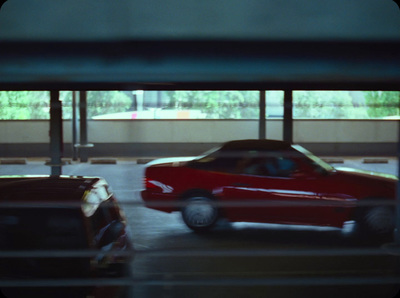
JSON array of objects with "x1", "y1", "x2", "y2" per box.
[{"x1": 1, "y1": 1, "x2": 400, "y2": 298}]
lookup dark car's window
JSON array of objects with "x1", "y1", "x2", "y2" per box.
[{"x1": 0, "y1": 208, "x2": 86, "y2": 250}]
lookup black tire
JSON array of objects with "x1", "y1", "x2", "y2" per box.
[
  {"x1": 354, "y1": 206, "x2": 395, "y2": 242},
  {"x1": 181, "y1": 195, "x2": 219, "y2": 232}
]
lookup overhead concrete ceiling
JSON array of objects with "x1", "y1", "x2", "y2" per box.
[
  {"x1": 0, "y1": 1, "x2": 399, "y2": 89},
  {"x1": 0, "y1": 0, "x2": 399, "y2": 41}
]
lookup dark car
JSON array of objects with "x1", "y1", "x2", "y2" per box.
[
  {"x1": 0, "y1": 175, "x2": 133, "y2": 298},
  {"x1": 141, "y1": 139, "x2": 397, "y2": 239}
]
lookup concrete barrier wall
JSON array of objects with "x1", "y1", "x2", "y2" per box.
[
  {"x1": 294, "y1": 120, "x2": 398, "y2": 143},
  {"x1": 0, "y1": 120, "x2": 397, "y2": 157}
]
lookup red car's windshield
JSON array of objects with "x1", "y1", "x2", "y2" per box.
[{"x1": 292, "y1": 145, "x2": 335, "y2": 173}]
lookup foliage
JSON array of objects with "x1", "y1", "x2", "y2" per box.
[
  {"x1": 0, "y1": 91, "x2": 132, "y2": 120},
  {"x1": 164, "y1": 91, "x2": 260, "y2": 119},
  {"x1": 86, "y1": 91, "x2": 132, "y2": 118},
  {"x1": 364, "y1": 91, "x2": 400, "y2": 118},
  {"x1": 59, "y1": 91, "x2": 73, "y2": 119},
  {"x1": 164, "y1": 90, "x2": 370, "y2": 119},
  {"x1": 293, "y1": 91, "x2": 367, "y2": 119},
  {"x1": 0, "y1": 91, "x2": 49, "y2": 119},
  {"x1": 0, "y1": 90, "x2": 398, "y2": 120},
  {"x1": 60, "y1": 91, "x2": 132, "y2": 119}
]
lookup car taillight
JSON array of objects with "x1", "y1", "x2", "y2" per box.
[{"x1": 144, "y1": 177, "x2": 157, "y2": 189}]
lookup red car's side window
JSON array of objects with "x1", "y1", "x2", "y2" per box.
[
  {"x1": 241, "y1": 157, "x2": 297, "y2": 178},
  {"x1": 189, "y1": 156, "x2": 242, "y2": 174},
  {"x1": 191, "y1": 149, "x2": 302, "y2": 177}
]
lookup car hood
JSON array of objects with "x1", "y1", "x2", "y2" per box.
[
  {"x1": 335, "y1": 167, "x2": 398, "y2": 181},
  {"x1": 146, "y1": 156, "x2": 197, "y2": 167},
  {"x1": 329, "y1": 167, "x2": 397, "y2": 199}
]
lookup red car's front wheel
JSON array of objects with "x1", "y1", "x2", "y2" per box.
[
  {"x1": 354, "y1": 205, "x2": 395, "y2": 243},
  {"x1": 181, "y1": 196, "x2": 219, "y2": 232}
]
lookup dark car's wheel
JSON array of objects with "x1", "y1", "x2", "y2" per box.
[
  {"x1": 354, "y1": 206, "x2": 395, "y2": 242},
  {"x1": 181, "y1": 196, "x2": 219, "y2": 232}
]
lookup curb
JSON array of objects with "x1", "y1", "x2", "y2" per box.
[
  {"x1": 44, "y1": 158, "x2": 73, "y2": 165},
  {"x1": 322, "y1": 158, "x2": 344, "y2": 164},
  {"x1": 362, "y1": 158, "x2": 389, "y2": 164},
  {"x1": 0, "y1": 158, "x2": 27, "y2": 165},
  {"x1": 136, "y1": 158, "x2": 155, "y2": 164},
  {"x1": 90, "y1": 158, "x2": 117, "y2": 164}
]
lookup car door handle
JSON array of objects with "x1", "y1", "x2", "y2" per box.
[{"x1": 231, "y1": 183, "x2": 250, "y2": 187}]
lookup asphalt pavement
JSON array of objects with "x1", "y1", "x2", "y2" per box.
[{"x1": 0, "y1": 157, "x2": 399, "y2": 298}]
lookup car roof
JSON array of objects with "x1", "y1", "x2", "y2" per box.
[
  {"x1": 219, "y1": 139, "x2": 292, "y2": 151},
  {"x1": 0, "y1": 175, "x2": 103, "y2": 203}
]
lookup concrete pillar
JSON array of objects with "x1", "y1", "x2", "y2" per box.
[
  {"x1": 283, "y1": 90, "x2": 293, "y2": 143},
  {"x1": 49, "y1": 90, "x2": 63, "y2": 175},
  {"x1": 259, "y1": 90, "x2": 266, "y2": 139},
  {"x1": 79, "y1": 91, "x2": 90, "y2": 162}
]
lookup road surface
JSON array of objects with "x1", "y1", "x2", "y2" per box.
[{"x1": 0, "y1": 157, "x2": 399, "y2": 298}]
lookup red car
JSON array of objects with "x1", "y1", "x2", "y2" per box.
[{"x1": 142, "y1": 139, "x2": 397, "y2": 239}]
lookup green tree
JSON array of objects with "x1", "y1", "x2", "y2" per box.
[
  {"x1": 87, "y1": 91, "x2": 132, "y2": 118},
  {"x1": 364, "y1": 91, "x2": 400, "y2": 118},
  {"x1": 28, "y1": 91, "x2": 50, "y2": 119},
  {"x1": 55, "y1": 91, "x2": 129, "y2": 120},
  {"x1": 0, "y1": 91, "x2": 49, "y2": 119},
  {"x1": 165, "y1": 91, "x2": 259, "y2": 119},
  {"x1": 59, "y1": 91, "x2": 73, "y2": 119},
  {"x1": 0, "y1": 91, "x2": 133, "y2": 120},
  {"x1": 293, "y1": 91, "x2": 366, "y2": 119}
]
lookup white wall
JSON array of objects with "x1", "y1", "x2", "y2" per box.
[
  {"x1": 87, "y1": 120, "x2": 399, "y2": 144},
  {"x1": 294, "y1": 120, "x2": 399, "y2": 143},
  {"x1": 0, "y1": 121, "x2": 49, "y2": 143},
  {"x1": 88, "y1": 120, "x2": 260, "y2": 143},
  {"x1": 0, "y1": 119, "x2": 397, "y2": 144}
]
